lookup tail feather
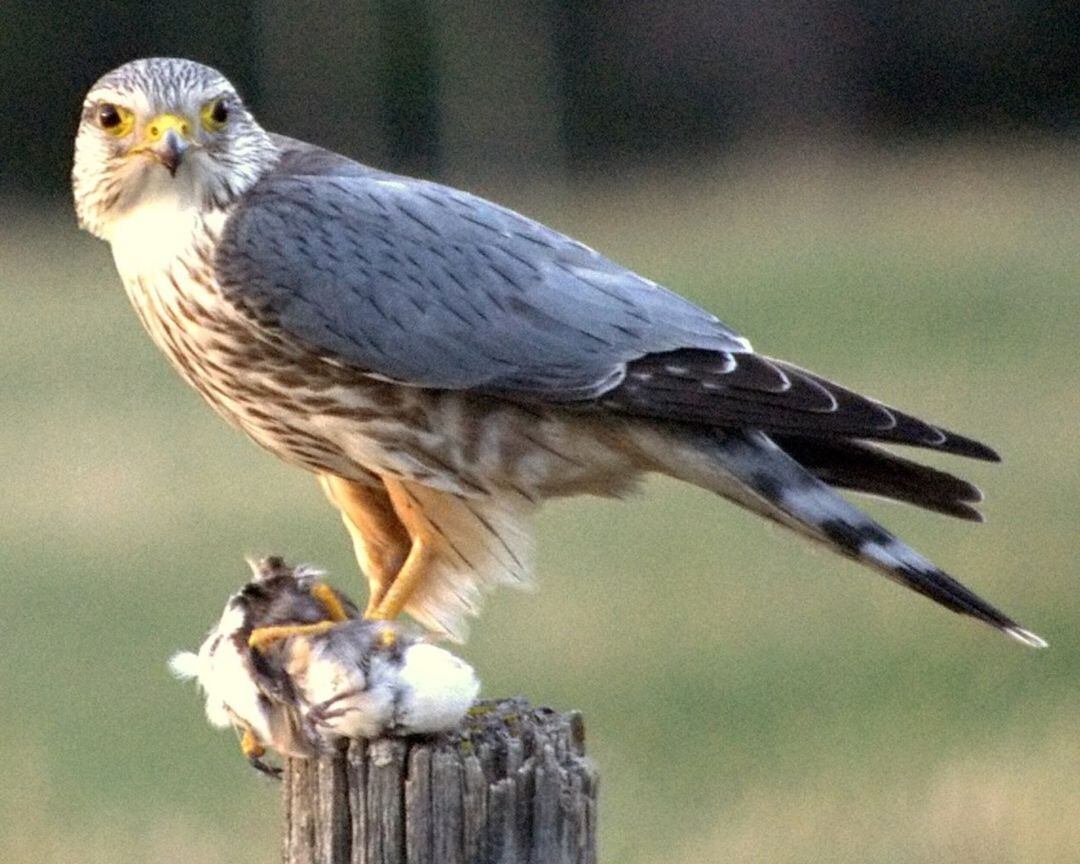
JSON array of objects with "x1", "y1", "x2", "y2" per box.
[
  {"x1": 662, "y1": 429, "x2": 1045, "y2": 648},
  {"x1": 772, "y1": 435, "x2": 985, "y2": 521}
]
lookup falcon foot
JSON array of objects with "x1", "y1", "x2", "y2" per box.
[
  {"x1": 376, "y1": 624, "x2": 398, "y2": 649},
  {"x1": 310, "y1": 581, "x2": 350, "y2": 622},
  {"x1": 241, "y1": 727, "x2": 281, "y2": 779},
  {"x1": 368, "y1": 533, "x2": 436, "y2": 623},
  {"x1": 249, "y1": 580, "x2": 352, "y2": 652}
]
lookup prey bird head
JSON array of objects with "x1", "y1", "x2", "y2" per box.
[
  {"x1": 168, "y1": 558, "x2": 348, "y2": 764},
  {"x1": 72, "y1": 57, "x2": 276, "y2": 238}
]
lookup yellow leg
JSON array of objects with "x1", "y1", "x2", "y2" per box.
[
  {"x1": 372, "y1": 537, "x2": 435, "y2": 620},
  {"x1": 376, "y1": 624, "x2": 399, "y2": 649},
  {"x1": 311, "y1": 582, "x2": 350, "y2": 622},
  {"x1": 248, "y1": 620, "x2": 337, "y2": 653},
  {"x1": 318, "y1": 475, "x2": 411, "y2": 614},
  {"x1": 319, "y1": 474, "x2": 441, "y2": 625},
  {"x1": 369, "y1": 476, "x2": 442, "y2": 622}
]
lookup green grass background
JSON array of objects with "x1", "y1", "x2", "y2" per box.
[{"x1": 2, "y1": 143, "x2": 1077, "y2": 863}]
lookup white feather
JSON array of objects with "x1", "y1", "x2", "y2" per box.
[
  {"x1": 395, "y1": 643, "x2": 480, "y2": 734},
  {"x1": 168, "y1": 650, "x2": 200, "y2": 680}
]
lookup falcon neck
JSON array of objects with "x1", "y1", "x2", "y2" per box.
[
  {"x1": 108, "y1": 196, "x2": 228, "y2": 281},
  {"x1": 108, "y1": 191, "x2": 237, "y2": 368}
]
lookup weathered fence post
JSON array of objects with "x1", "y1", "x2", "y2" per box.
[{"x1": 282, "y1": 697, "x2": 598, "y2": 864}]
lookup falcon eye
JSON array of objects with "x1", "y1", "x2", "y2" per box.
[
  {"x1": 201, "y1": 98, "x2": 230, "y2": 131},
  {"x1": 95, "y1": 102, "x2": 134, "y2": 137},
  {"x1": 98, "y1": 104, "x2": 120, "y2": 127}
]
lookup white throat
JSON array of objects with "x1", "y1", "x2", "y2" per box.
[
  {"x1": 110, "y1": 199, "x2": 200, "y2": 277},
  {"x1": 114, "y1": 208, "x2": 233, "y2": 292},
  {"x1": 104, "y1": 161, "x2": 224, "y2": 278}
]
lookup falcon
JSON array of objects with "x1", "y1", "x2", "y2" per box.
[{"x1": 73, "y1": 58, "x2": 1044, "y2": 648}]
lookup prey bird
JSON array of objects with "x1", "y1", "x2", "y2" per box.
[
  {"x1": 170, "y1": 558, "x2": 479, "y2": 773},
  {"x1": 73, "y1": 58, "x2": 1044, "y2": 648}
]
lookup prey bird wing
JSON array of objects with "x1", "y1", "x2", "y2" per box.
[{"x1": 215, "y1": 138, "x2": 994, "y2": 462}]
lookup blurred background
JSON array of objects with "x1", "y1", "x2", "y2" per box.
[{"x1": 2, "y1": 2, "x2": 1078, "y2": 862}]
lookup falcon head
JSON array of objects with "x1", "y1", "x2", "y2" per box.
[{"x1": 72, "y1": 57, "x2": 276, "y2": 239}]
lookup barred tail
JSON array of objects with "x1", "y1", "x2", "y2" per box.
[{"x1": 655, "y1": 429, "x2": 1046, "y2": 648}]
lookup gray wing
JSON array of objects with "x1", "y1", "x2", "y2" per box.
[
  {"x1": 215, "y1": 150, "x2": 747, "y2": 402},
  {"x1": 214, "y1": 142, "x2": 996, "y2": 460}
]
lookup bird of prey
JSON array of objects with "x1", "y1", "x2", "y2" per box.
[
  {"x1": 170, "y1": 557, "x2": 479, "y2": 774},
  {"x1": 74, "y1": 57, "x2": 1044, "y2": 648}
]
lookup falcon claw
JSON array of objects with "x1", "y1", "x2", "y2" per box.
[
  {"x1": 240, "y1": 727, "x2": 280, "y2": 778},
  {"x1": 247, "y1": 753, "x2": 283, "y2": 780}
]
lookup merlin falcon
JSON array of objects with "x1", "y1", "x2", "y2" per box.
[{"x1": 73, "y1": 58, "x2": 1044, "y2": 648}]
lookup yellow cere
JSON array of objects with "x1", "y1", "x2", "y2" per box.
[{"x1": 143, "y1": 113, "x2": 193, "y2": 142}]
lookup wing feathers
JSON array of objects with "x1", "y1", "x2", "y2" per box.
[
  {"x1": 605, "y1": 349, "x2": 999, "y2": 461},
  {"x1": 220, "y1": 139, "x2": 998, "y2": 463},
  {"x1": 216, "y1": 160, "x2": 747, "y2": 402}
]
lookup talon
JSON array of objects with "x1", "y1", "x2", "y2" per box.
[
  {"x1": 248, "y1": 754, "x2": 283, "y2": 779},
  {"x1": 377, "y1": 626, "x2": 397, "y2": 649},
  {"x1": 248, "y1": 620, "x2": 337, "y2": 652}
]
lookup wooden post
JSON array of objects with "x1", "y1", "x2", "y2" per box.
[{"x1": 282, "y1": 698, "x2": 598, "y2": 864}]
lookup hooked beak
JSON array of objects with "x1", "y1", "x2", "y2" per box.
[{"x1": 129, "y1": 113, "x2": 196, "y2": 177}]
